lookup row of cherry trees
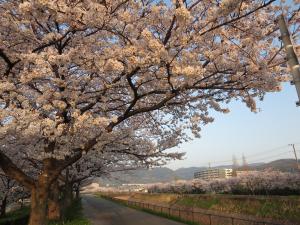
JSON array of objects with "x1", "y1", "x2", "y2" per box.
[
  {"x1": 0, "y1": 173, "x2": 30, "y2": 217},
  {"x1": 0, "y1": 0, "x2": 299, "y2": 224},
  {"x1": 147, "y1": 170, "x2": 300, "y2": 195},
  {"x1": 0, "y1": 129, "x2": 180, "y2": 220}
]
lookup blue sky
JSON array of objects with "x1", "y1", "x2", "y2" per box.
[{"x1": 167, "y1": 83, "x2": 300, "y2": 169}]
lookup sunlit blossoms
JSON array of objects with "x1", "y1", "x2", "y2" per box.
[{"x1": 148, "y1": 170, "x2": 300, "y2": 195}]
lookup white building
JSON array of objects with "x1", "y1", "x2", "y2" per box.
[{"x1": 194, "y1": 168, "x2": 233, "y2": 180}]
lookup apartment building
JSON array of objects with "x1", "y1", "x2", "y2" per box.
[{"x1": 194, "y1": 168, "x2": 233, "y2": 180}]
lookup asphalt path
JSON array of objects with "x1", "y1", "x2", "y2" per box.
[{"x1": 82, "y1": 195, "x2": 185, "y2": 225}]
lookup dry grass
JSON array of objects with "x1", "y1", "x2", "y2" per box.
[{"x1": 121, "y1": 193, "x2": 300, "y2": 222}]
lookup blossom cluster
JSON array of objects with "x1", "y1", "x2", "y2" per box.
[{"x1": 147, "y1": 170, "x2": 300, "y2": 195}]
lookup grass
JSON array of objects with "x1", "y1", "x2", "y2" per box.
[
  {"x1": 102, "y1": 193, "x2": 300, "y2": 223},
  {"x1": 176, "y1": 196, "x2": 220, "y2": 209},
  {"x1": 0, "y1": 207, "x2": 30, "y2": 225},
  {"x1": 172, "y1": 195, "x2": 300, "y2": 222},
  {"x1": 0, "y1": 199, "x2": 90, "y2": 225},
  {"x1": 137, "y1": 207, "x2": 200, "y2": 225},
  {"x1": 49, "y1": 199, "x2": 91, "y2": 225}
]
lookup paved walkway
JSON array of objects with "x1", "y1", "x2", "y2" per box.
[{"x1": 82, "y1": 195, "x2": 185, "y2": 225}]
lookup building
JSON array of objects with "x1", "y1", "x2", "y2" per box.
[
  {"x1": 194, "y1": 168, "x2": 233, "y2": 180},
  {"x1": 120, "y1": 184, "x2": 148, "y2": 192}
]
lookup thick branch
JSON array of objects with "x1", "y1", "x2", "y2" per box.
[
  {"x1": 0, "y1": 151, "x2": 34, "y2": 189},
  {"x1": 106, "y1": 91, "x2": 178, "y2": 132}
]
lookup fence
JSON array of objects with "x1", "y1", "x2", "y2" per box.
[{"x1": 104, "y1": 196, "x2": 298, "y2": 225}]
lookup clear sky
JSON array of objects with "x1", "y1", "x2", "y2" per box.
[{"x1": 167, "y1": 83, "x2": 300, "y2": 169}]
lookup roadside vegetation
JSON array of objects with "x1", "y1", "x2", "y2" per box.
[
  {"x1": 49, "y1": 199, "x2": 90, "y2": 225},
  {"x1": 0, "y1": 207, "x2": 29, "y2": 225},
  {"x1": 175, "y1": 195, "x2": 300, "y2": 222},
  {"x1": 0, "y1": 199, "x2": 90, "y2": 225},
  {"x1": 108, "y1": 193, "x2": 300, "y2": 223}
]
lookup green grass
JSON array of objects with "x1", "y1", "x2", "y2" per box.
[
  {"x1": 49, "y1": 199, "x2": 90, "y2": 225},
  {"x1": 176, "y1": 196, "x2": 220, "y2": 209},
  {"x1": 0, "y1": 207, "x2": 30, "y2": 219},
  {"x1": 0, "y1": 207, "x2": 30, "y2": 225},
  {"x1": 50, "y1": 218, "x2": 90, "y2": 225},
  {"x1": 0, "y1": 199, "x2": 91, "y2": 225},
  {"x1": 174, "y1": 195, "x2": 300, "y2": 222}
]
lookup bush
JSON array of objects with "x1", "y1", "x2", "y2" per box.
[
  {"x1": 0, "y1": 207, "x2": 29, "y2": 225},
  {"x1": 49, "y1": 199, "x2": 90, "y2": 225}
]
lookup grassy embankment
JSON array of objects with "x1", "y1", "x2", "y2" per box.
[
  {"x1": 110, "y1": 193, "x2": 300, "y2": 222},
  {"x1": 0, "y1": 199, "x2": 90, "y2": 225}
]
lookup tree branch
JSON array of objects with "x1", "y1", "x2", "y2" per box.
[{"x1": 0, "y1": 151, "x2": 34, "y2": 189}]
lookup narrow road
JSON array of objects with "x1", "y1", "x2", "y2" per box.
[{"x1": 82, "y1": 195, "x2": 185, "y2": 225}]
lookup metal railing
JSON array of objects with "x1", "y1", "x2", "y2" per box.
[{"x1": 105, "y1": 196, "x2": 297, "y2": 225}]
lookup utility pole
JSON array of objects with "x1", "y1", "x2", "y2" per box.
[
  {"x1": 242, "y1": 154, "x2": 248, "y2": 171},
  {"x1": 208, "y1": 162, "x2": 211, "y2": 181},
  {"x1": 278, "y1": 14, "x2": 300, "y2": 106},
  {"x1": 289, "y1": 144, "x2": 300, "y2": 170}
]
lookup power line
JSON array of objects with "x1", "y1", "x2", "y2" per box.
[
  {"x1": 244, "y1": 145, "x2": 290, "y2": 159},
  {"x1": 289, "y1": 144, "x2": 300, "y2": 170},
  {"x1": 197, "y1": 144, "x2": 299, "y2": 167},
  {"x1": 209, "y1": 145, "x2": 289, "y2": 164},
  {"x1": 247, "y1": 151, "x2": 293, "y2": 164}
]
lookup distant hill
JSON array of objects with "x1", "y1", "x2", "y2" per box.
[
  {"x1": 96, "y1": 167, "x2": 199, "y2": 185},
  {"x1": 96, "y1": 158, "x2": 299, "y2": 186},
  {"x1": 173, "y1": 167, "x2": 206, "y2": 180},
  {"x1": 248, "y1": 159, "x2": 300, "y2": 172},
  {"x1": 97, "y1": 167, "x2": 175, "y2": 185}
]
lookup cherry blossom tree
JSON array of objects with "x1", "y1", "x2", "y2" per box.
[
  {"x1": 0, "y1": 173, "x2": 15, "y2": 217},
  {"x1": 0, "y1": 0, "x2": 299, "y2": 225},
  {"x1": 50, "y1": 132, "x2": 181, "y2": 220},
  {"x1": 147, "y1": 170, "x2": 300, "y2": 195},
  {"x1": 0, "y1": 172, "x2": 30, "y2": 217}
]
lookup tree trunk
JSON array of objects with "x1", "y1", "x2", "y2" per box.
[
  {"x1": 63, "y1": 182, "x2": 73, "y2": 209},
  {"x1": 47, "y1": 182, "x2": 61, "y2": 221},
  {"x1": 75, "y1": 187, "x2": 80, "y2": 199},
  {"x1": 28, "y1": 178, "x2": 50, "y2": 225},
  {"x1": 0, "y1": 196, "x2": 7, "y2": 217}
]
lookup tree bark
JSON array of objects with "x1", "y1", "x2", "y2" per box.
[
  {"x1": 0, "y1": 150, "x2": 83, "y2": 225},
  {"x1": 63, "y1": 182, "x2": 73, "y2": 209},
  {"x1": 0, "y1": 151, "x2": 34, "y2": 190},
  {"x1": 0, "y1": 196, "x2": 7, "y2": 217},
  {"x1": 28, "y1": 187, "x2": 48, "y2": 225},
  {"x1": 47, "y1": 182, "x2": 61, "y2": 221},
  {"x1": 29, "y1": 158, "x2": 66, "y2": 225},
  {"x1": 75, "y1": 187, "x2": 80, "y2": 199}
]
